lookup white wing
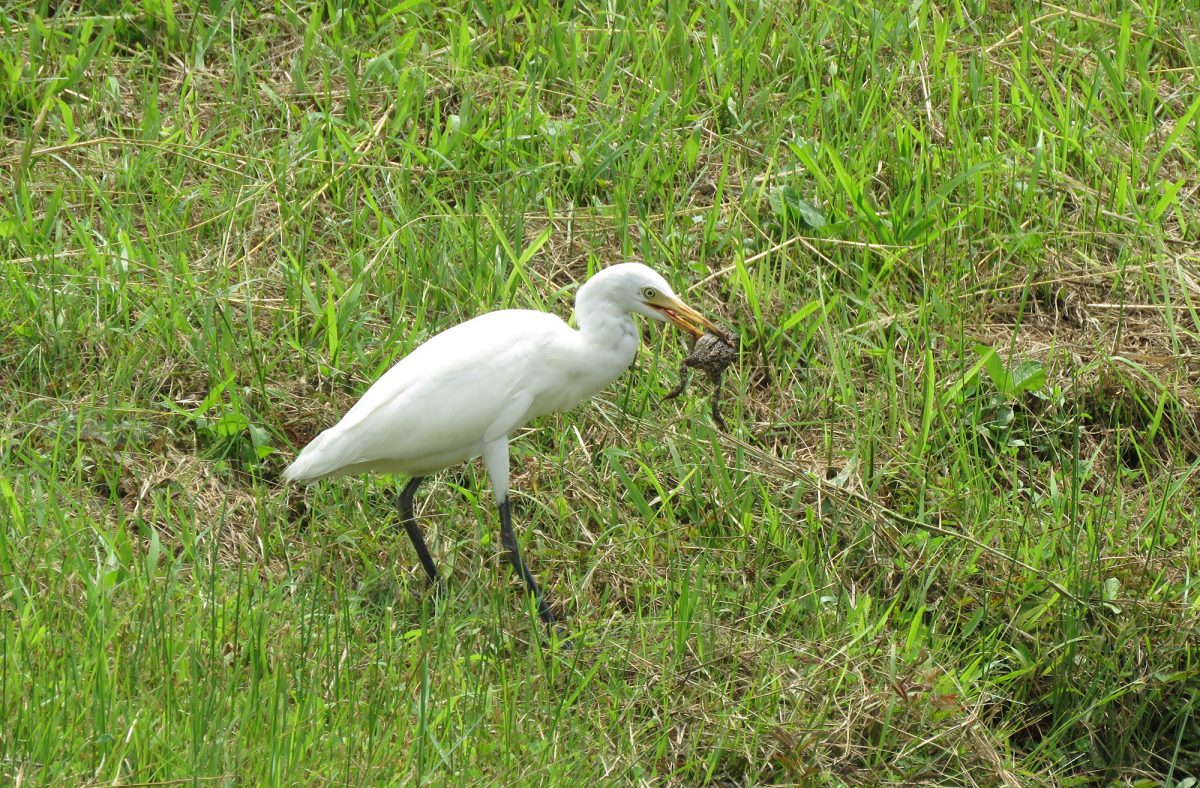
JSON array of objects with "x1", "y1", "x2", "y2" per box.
[{"x1": 283, "y1": 309, "x2": 571, "y2": 482}]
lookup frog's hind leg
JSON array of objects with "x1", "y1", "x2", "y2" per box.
[
  {"x1": 664, "y1": 361, "x2": 692, "y2": 401},
  {"x1": 708, "y1": 373, "x2": 729, "y2": 431}
]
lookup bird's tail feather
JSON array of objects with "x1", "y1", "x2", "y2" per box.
[{"x1": 282, "y1": 428, "x2": 349, "y2": 483}]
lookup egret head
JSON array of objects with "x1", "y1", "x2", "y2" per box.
[{"x1": 585, "y1": 262, "x2": 724, "y2": 339}]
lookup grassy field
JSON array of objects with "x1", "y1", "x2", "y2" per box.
[{"x1": 3, "y1": 0, "x2": 1199, "y2": 784}]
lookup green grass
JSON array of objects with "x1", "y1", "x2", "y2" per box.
[{"x1": 2, "y1": 0, "x2": 1199, "y2": 783}]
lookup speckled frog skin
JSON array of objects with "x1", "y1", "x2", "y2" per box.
[{"x1": 664, "y1": 330, "x2": 737, "y2": 430}]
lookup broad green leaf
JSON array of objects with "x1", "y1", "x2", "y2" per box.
[
  {"x1": 1009, "y1": 360, "x2": 1046, "y2": 394},
  {"x1": 973, "y1": 344, "x2": 1009, "y2": 395},
  {"x1": 768, "y1": 185, "x2": 826, "y2": 230}
]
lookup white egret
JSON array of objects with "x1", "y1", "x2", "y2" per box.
[{"x1": 283, "y1": 262, "x2": 723, "y2": 625}]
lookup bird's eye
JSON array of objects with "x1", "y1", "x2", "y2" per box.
[{"x1": 641, "y1": 287, "x2": 657, "y2": 300}]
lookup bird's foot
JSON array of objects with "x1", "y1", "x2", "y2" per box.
[
  {"x1": 549, "y1": 625, "x2": 573, "y2": 651},
  {"x1": 406, "y1": 577, "x2": 448, "y2": 604},
  {"x1": 533, "y1": 603, "x2": 574, "y2": 650}
]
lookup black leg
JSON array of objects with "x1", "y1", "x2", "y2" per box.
[
  {"x1": 498, "y1": 499, "x2": 556, "y2": 624},
  {"x1": 395, "y1": 476, "x2": 441, "y2": 588}
]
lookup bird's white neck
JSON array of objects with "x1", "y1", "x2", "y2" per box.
[{"x1": 572, "y1": 278, "x2": 640, "y2": 369}]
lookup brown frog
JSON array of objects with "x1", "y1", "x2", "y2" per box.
[{"x1": 664, "y1": 329, "x2": 737, "y2": 430}]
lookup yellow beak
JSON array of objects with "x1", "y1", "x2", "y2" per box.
[{"x1": 651, "y1": 296, "x2": 728, "y2": 341}]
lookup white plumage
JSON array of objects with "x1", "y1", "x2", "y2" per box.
[
  {"x1": 283, "y1": 262, "x2": 721, "y2": 627},
  {"x1": 285, "y1": 310, "x2": 614, "y2": 483}
]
